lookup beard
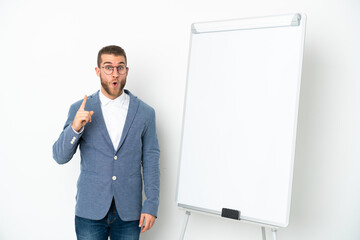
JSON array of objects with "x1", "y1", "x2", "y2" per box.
[{"x1": 100, "y1": 73, "x2": 126, "y2": 99}]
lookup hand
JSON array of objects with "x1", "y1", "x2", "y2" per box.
[
  {"x1": 139, "y1": 213, "x2": 156, "y2": 233},
  {"x1": 71, "y1": 95, "x2": 94, "y2": 132}
]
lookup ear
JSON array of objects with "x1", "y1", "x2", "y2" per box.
[{"x1": 95, "y1": 67, "x2": 100, "y2": 77}]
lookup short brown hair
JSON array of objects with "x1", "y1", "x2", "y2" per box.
[{"x1": 97, "y1": 45, "x2": 127, "y2": 67}]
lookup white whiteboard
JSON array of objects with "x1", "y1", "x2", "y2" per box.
[{"x1": 176, "y1": 14, "x2": 306, "y2": 228}]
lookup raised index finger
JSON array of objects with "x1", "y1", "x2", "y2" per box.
[{"x1": 79, "y1": 95, "x2": 87, "y2": 110}]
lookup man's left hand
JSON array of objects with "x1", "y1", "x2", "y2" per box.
[{"x1": 139, "y1": 213, "x2": 156, "y2": 233}]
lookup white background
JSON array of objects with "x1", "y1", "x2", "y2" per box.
[{"x1": 0, "y1": 0, "x2": 359, "y2": 239}]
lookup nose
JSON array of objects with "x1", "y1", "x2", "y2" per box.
[{"x1": 112, "y1": 68, "x2": 119, "y2": 77}]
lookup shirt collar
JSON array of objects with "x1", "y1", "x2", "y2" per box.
[{"x1": 99, "y1": 90, "x2": 127, "y2": 107}]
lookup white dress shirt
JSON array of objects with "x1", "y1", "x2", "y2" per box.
[{"x1": 99, "y1": 90, "x2": 130, "y2": 150}]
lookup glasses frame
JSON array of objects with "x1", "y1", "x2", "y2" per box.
[{"x1": 101, "y1": 65, "x2": 128, "y2": 75}]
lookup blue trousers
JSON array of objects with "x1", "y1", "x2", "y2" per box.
[{"x1": 75, "y1": 199, "x2": 141, "y2": 240}]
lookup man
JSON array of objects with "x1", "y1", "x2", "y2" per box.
[{"x1": 53, "y1": 45, "x2": 160, "y2": 240}]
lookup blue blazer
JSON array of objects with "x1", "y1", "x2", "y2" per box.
[{"x1": 53, "y1": 90, "x2": 160, "y2": 221}]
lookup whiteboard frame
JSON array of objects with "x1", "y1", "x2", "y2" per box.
[{"x1": 176, "y1": 13, "x2": 307, "y2": 228}]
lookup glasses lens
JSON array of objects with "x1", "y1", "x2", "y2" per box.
[
  {"x1": 117, "y1": 65, "x2": 126, "y2": 74},
  {"x1": 103, "y1": 66, "x2": 113, "y2": 75}
]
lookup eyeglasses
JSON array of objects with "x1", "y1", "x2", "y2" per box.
[{"x1": 101, "y1": 64, "x2": 128, "y2": 75}]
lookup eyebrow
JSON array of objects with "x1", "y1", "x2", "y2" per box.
[{"x1": 103, "y1": 61, "x2": 126, "y2": 66}]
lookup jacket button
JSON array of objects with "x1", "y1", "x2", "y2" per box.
[
  {"x1": 114, "y1": 156, "x2": 118, "y2": 160},
  {"x1": 112, "y1": 176, "x2": 117, "y2": 181}
]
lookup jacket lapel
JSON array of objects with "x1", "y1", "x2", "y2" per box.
[
  {"x1": 89, "y1": 91, "x2": 114, "y2": 149},
  {"x1": 116, "y1": 90, "x2": 140, "y2": 151}
]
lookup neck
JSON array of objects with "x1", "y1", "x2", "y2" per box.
[{"x1": 100, "y1": 87, "x2": 123, "y2": 100}]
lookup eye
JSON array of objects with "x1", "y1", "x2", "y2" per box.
[
  {"x1": 118, "y1": 65, "x2": 125, "y2": 70},
  {"x1": 105, "y1": 66, "x2": 113, "y2": 70}
]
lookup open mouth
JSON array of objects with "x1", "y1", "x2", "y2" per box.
[{"x1": 112, "y1": 81, "x2": 118, "y2": 87}]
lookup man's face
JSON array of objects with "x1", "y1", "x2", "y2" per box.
[{"x1": 95, "y1": 54, "x2": 129, "y2": 100}]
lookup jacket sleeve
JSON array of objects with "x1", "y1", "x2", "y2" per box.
[
  {"x1": 141, "y1": 109, "x2": 160, "y2": 217},
  {"x1": 52, "y1": 104, "x2": 83, "y2": 164}
]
